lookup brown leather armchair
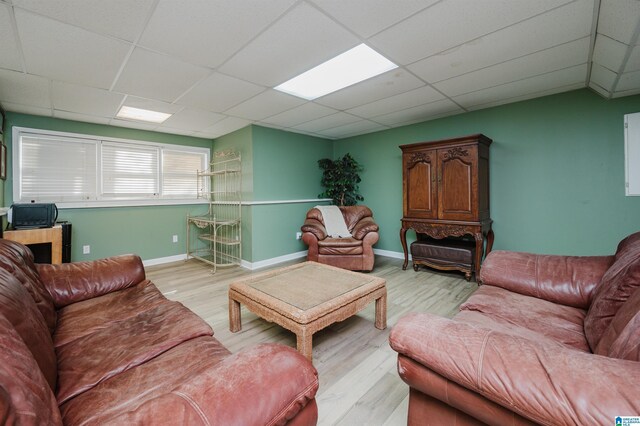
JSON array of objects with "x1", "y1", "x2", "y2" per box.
[
  {"x1": 301, "y1": 205, "x2": 379, "y2": 272},
  {"x1": 389, "y1": 231, "x2": 640, "y2": 425}
]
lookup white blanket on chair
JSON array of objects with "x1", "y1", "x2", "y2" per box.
[{"x1": 315, "y1": 205, "x2": 352, "y2": 238}]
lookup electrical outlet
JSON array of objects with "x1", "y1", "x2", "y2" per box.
[
  {"x1": 172, "y1": 235, "x2": 178, "y2": 243},
  {"x1": 296, "y1": 232, "x2": 302, "y2": 240},
  {"x1": 82, "y1": 245, "x2": 90, "y2": 254}
]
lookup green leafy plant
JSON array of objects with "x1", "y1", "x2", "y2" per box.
[{"x1": 318, "y1": 153, "x2": 364, "y2": 206}]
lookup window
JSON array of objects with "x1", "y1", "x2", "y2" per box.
[{"x1": 13, "y1": 127, "x2": 209, "y2": 207}]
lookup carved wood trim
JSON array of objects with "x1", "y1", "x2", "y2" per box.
[
  {"x1": 407, "y1": 152, "x2": 430, "y2": 168},
  {"x1": 402, "y1": 222, "x2": 476, "y2": 238},
  {"x1": 443, "y1": 147, "x2": 469, "y2": 159}
]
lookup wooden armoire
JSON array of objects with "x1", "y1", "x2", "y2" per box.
[{"x1": 399, "y1": 134, "x2": 494, "y2": 277}]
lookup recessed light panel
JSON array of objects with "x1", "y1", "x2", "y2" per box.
[
  {"x1": 116, "y1": 106, "x2": 172, "y2": 123},
  {"x1": 275, "y1": 44, "x2": 398, "y2": 100}
]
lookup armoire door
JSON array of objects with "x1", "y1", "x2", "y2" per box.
[
  {"x1": 437, "y1": 145, "x2": 478, "y2": 221},
  {"x1": 403, "y1": 149, "x2": 437, "y2": 219}
]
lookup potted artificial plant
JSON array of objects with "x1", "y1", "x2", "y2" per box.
[{"x1": 318, "y1": 153, "x2": 364, "y2": 206}]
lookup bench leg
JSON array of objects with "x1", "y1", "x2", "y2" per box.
[
  {"x1": 375, "y1": 293, "x2": 387, "y2": 330},
  {"x1": 229, "y1": 297, "x2": 242, "y2": 332},
  {"x1": 296, "y1": 329, "x2": 313, "y2": 362}
]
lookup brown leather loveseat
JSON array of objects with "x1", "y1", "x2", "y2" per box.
[
  {"x1": 301, "y1": 205, "x2": 379, "y2": 272},
  {"x1": 390, "y1": 231, "x2": 640, "y2": 425},
  {"x1": 0, "y1": 239, "x2": 318, "y2": 425}
]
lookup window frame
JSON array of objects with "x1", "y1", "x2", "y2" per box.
[{"x1": 12, "y1": 126, "x2": 209, "y2": 208}]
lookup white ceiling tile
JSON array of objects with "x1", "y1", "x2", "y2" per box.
[
  {"x1": 616, "y1": 70, "x2": 640, "y2": 92},
  {"x1": 52, "y1": 81, "x2": 124, "y2": 117},
  {"x1": 0, "y1": 69, "x2": 50, "y2": 108},
  {"x1": 261, "y1": 102, "x2": 337, "y2": 127},
  {"x1": 434, "y1": 38, "x2": 589, "y2": 97},
  {"x1": 140, "y1": 0, "x2": 296, "y2": 68},
  {"x1": 592, "y1": 34, "x2": 628, "y2": 72},
  {"x1": 201, "y1": 117, "x2": 252, "y2": 139},
  {"x1": 315, "y1": 69, "x2": 425, "y2": 110},
  {"x1": 15, "y1": 9, "x2": 131, "y2": 89},
  {"x1": 1, "y1": 101, "x2": 51, "y2": 116},
  {"x1": 53, "y1": 110, "x2": 111, "y2": 125},
  {"x1": 589, "y1": 82, "x2": 612, "y2": 98},
  {"x1": 151, "y1": 127, "x2": 196, "y2": 137},
  {"x1": 454, "y1": 64, "x2": 587, "y2": 108},
  {"x1": 219, "y1": 2, "x2": 359, "y2": 86},
  {"x1": 597, "y1": 0, "x2": 640, "y2": 44},
  {"x1": 370, "y1": 0, "x2": 572, "y2": 65},
  {"x1": 318, "y1": 120, "x2": 389, "y2": 139},
  {"x1": 13, "y1": 0, "x2": 155, "y2": 42},
  {"x1": 372, "y1": 99, "x2": 463, "y2": 126},
  {"x1": 109, "y1": 118, "x2": 158, "y2": 131},
  {"x1": 0, "y1": 3, "x2": 23, "y2": 72},
  {"x1": 347, "y1": 86, "x2": 445, "y2": 119},
  {"x1": 309, "y1": 0, "x2": 437, "y2": 38},
  {"x1": 408, "y1": 1, "x2": 593, "y2": 83},
  {"x1": 466, "y1": 82, "x2": 585, "y2": 110},
  {"x1": 625, "y1": 46, "x2": 640, "y2": 73},
  {"x1": 612, "y1": 87, "x2": 640, "y2": 98},
  {"x1": 176, "y1": 73, "x2": 264, "y2": 113},
  {"x1": 160, "y1": 108, "x2": 225, "y2": 131},
  {"x1": 225, "y1": 90, "x2": 305, "y2": 121},
  {"x1": 590, "y1": 63, "x2": 618, "y2": 91},
  {"x1": 121, "y1": 96, "x2": 184, "y2": 114},
  {"x1": 113, "y1": 48, "x2": 210, "y2": 103},
  {"x1": 292, "y1": 112, "x2": 361, "y2": 133}
]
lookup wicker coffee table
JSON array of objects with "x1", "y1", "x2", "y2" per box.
[{"x1": 228, "y1": 261, "x2": 387, "y2": 361}]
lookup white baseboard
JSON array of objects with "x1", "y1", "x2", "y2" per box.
[
  {"x1": 241, "y1": 250, "x2": 308, "y2": 270},
  {"x1": 143, "y1": 253, "x2": 188, "y2": 267},
  {"x1": 143, "y1": 249, "x2": 405, "y2": 269},
  {"x1": 373, "y1": 248, "x2": 411, "y2": 260}
]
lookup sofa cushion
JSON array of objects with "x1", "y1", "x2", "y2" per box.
[
  {"x1": 584, "y1": 232, "x2": 640, "y2": 351},
  {"x1": 59, "y1": 336, "x2": 230, "y2": 424},
  {"x1": 54, "y1": 280, "x2": 166, "y2": 347},
  {"x1": 318, "y1": 237, "x2": 363, "y2": 255},
  {"x1": 594, "y1": 286, "x2": 640, "y2": 360},
  {"x1": 56, "y1": 301, "x2": 214, "y2": 404},
  {"x1": 0, "y1": 315, "x2": 62, "y2": 425},
  {"x1": 460, "y1": 285, "x2": 590, "y2": 351},
  {"x1": 0, "y1": 239, "x2": 57, "y2": 333},
  {"x1": 0, "y1": 268, "x2": 57, "y2": 391},
  {"x1": 340, "y1": 205, "x2": 373, "y2": 230}
]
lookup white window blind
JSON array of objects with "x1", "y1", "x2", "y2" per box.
[
  {"x1": 13, "y1": 127, "x2": 209, "y2": 207},
  {"x1": 20, "y1": 134, "x2": 97, "y2": 202},
  {"x1": 162, "y1": 150, "x2": 205, "y2": 198},
  {"x1": 102, "y1": 142, "x2": 159, "y2": 198}
]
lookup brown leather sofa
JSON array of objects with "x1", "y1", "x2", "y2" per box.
[
  {"x1": 390, "y1": 231, "x2": 640, "y2": 425},
  {"x1": 301, "y1": 205, "x2": 379, "y2": 272},
  {"x1": 0, "y1": 239, "x2": 318, "y2": 425}
]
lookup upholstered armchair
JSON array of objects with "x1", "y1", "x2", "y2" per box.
[{"x1": 301, "y1": 206, "x2": 379, "y2": 272}]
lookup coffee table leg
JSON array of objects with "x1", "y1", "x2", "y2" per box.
[
  {"x1": 296, "y1": 329, "x2": 313, "y2": 362},
  {"x1": 229, "y1": 297, "x2": 242, "y2": 332},
  {"x1": 375, "y1": 293, "x2": 387, "y2": 330}
]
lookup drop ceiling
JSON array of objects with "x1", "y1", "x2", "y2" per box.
[{"x1": 0, "y1": 0, "x2": 639, "y2": 140}]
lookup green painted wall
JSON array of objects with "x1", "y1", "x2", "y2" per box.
[
  {"x1": 4, "y1": 113, "x2": 212, "y2": 261},
  {"x1": 214, "y1": 125, "x2": 332, "y2": 263},
  {"x1": 334, "y1": 89, "x2": 640, "y2": 256}
]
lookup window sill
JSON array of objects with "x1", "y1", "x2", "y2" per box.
[{"x1": 47, "y1": 199, "x2": 209, "y2": 210}]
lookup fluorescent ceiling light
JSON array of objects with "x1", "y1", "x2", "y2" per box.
[
  {"x1": 116, "y1": 106, "x2": 171, "y2": 123},
  {"x1": 275, "y1": 44, "x2": 398, "y2": 100}
]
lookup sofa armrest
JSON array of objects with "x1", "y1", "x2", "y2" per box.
[
  {"x1": 110, "y1": 344, "x2": 319, "y2": 425},
  {"x1": 351, "y1": 216, "x2": 379, "y2": 240},
  {"x1": 390, "y1": 313, "x2": 640, "y2": 426},
  {"x1": 36, "y1": 255, "x2": 146, "y2": 308},
  {"x1": 479, "y1": 250, "x2": 614, "y2": 309},
  {"x1": 301, "y1": 218, "x2": 327, "y2": 241}
]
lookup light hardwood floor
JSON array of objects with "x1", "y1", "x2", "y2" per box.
[{"x1": 146, "y1": 255, "x2": 478, "y2": 426}]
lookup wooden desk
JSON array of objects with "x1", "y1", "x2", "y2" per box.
[{"x1": 3, "y1": 225, "x2": 63, "y2": 264}]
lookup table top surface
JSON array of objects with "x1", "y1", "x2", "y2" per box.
[{"x1": 229, "y1": 262, "x2": 385, "y2": 321}]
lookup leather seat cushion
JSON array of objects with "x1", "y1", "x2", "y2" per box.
[
  {"x1": 56, "y1": 301, "x2": 213, "y2": 404},
  {"x1": 54, "y1": 280, "x2": 167, "y2": 347},
  {"x1": 411, "y1": 239, "x2": 475, "y2": 264},
  {"x1": 318, "y1": 238, "x2": 363, "y2": 255},
  {"x1": 459, "y1": 285, "x2": 590, "y2": 351},
  {"x1": 59, "y1": 336, "x2": 230, "y2": 425}
]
